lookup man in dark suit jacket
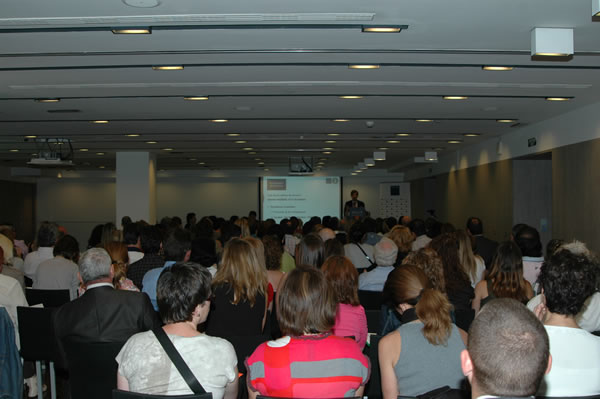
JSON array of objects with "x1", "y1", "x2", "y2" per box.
[
  {"x1": 466, "y1": 217, "x2": 498, "y2": 269},
  {"x1": 54, "y1": 247, "x2": 159, "y2": 364},
  {"x1": 344, "y1": 189, "x2": 366, "y2": 218}
]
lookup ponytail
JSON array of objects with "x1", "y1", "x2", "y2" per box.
[{"x1": 415, "y1": 288, "x2": 453, "y2": 345}]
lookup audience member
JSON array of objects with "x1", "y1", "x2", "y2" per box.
[
  {"x1": 317, "y1": 227, "x2": 335, "y2": 243},
  {"x1": 123, "y1": 223, "x2": 144, "y2": 264},
  {"x1": 127, "y1": 225, "x2": 164, "y2": 290},
  {"x1": 466, "y1": 217, "x2": 498, "y2": 269},
  {"x1": 34, "y1": 235, "x2": 80, "y2": 299},
  {"x1": 379, "y1": 265, "x2": 466, "y2": 397},
  {"x1": 54, "y1": 248, "x2": 158, "y2": 365},
  {"x1": 87, "y1": 224, "x2": 104, "y2": 249},
  {"x1": 24, "y1": 222, "x2": 59, "y2": 280},
  {"x1": 386, "y1": 225, "x2": 413, "y2": 265},
  {"x1": 409, "y1": 218, "x2": 431, "y2": 251},
  {"x1": 189, "y1": 237, "x2": 218, "y2": 276},
  {"x1": 344, "y1": 222, "x2": 375, "y2": 270},
  {"x1": 142, "y1": 229, "x2": 192, "y2": 310},
  {"x1": 104, "y1": 242, "x2": 138, "y2": 292},
  {"x1": 0, "y1": 234, "x2": 25, "y2": 290},
  {"x1": 399, "y1": 215, "x2": 411, "y2": 227},
  {"x1": 247, "y1": 266, "x2": 369, "y2": 398},
  {"x1": 322, "y1": 256, "x2": 367, "y2": 349},
  {"x1": 545, "y1": 238, "x2": 564, "y2": 259},
  {"x1": 324, "y1": 238, "x2": 344, "y2": 258},
  {"x1": 359, "y1": 237, "x2": 397, "y2": 291},
  {"x1": 456, "y1": 230, "x2": 485, "y2": 288},
  {"x1": 515, "y1": 225, "x2": 544, "y2": 289},
  {"x1": 402, "y1": 247, "x2": 446, "y2": 293},
  {"x1": 533, "y1": 243, "x2": 600, "y2": 396},
  {"x1": 463, "y1": 298, "x2": 551, "y2": 399},
  {"x1": 206, "y1": 238, "x2": 268, "y2": 337},
  {"x1": 262, "y1": 235, "x2": 284, "y2": 292},
  {"x1": 235, "y1": 217, "x2": 251, "y2": 237},
  {"x1": 184, "y1": 212, "x2": 197, "y2": 231},
  {"x1": 472, "y1": 241, "x2": 533, "y2": 313},
  {"x1": 362, "y1": 217, "x2": 380, "y2": 245},
  {"x1": 116, "y1": 262, "x2": 238, "y2": 398},
  {"x1": 295, "y1": 233, "x2": 325, "y2": 269},
  {"x1": 100, "y1": 222, "x2": 118, "y2": 247},
  {"x1": 0, "y1": 223, "x2": 28, "y2": 259},
  {"x1": 0, "y1": 245, "x2": 28, "y2": 348}
]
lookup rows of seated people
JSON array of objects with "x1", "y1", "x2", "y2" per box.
[{"x1": 0, "y1": 213, "x2": 599, "y2": 399}]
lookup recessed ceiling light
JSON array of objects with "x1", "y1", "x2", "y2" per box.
[
  {"x1": 211, "y1": 119, "x2": 228, "y2": 123},
  {"x1": 99, "y1": 166, "x2": 105, "y2": 169},
  {"x1": 496, "y1": 119, "x2": 516, "y2": 123},
  {"x1": 448, "y1": 140, "x2": 462, "y2": 144},
  {"x1": 111, "y1": 28, "x2": 151, "y2": 34},
  {"x1": 90, "y1": 120, "x2": 109, "y2": 124},
  {"x1": 348, "y1": 64, "x2": 380, "y2": 70},
  {"x1": 254, "y1": 158, "x2": 262, "y2": 161},
  {"x1": 79, "y1": 148, "x2": 88, "y2": 152},
  {"x1": 248, "y1": 151, "x2": 257, "y2": 155},
  {"x1": 416, "y1": 119, "x2": 434, "y2": 122},
  {"x1": 152, "y1": 65, "x2": 184, "y2": 71},
  {"x1": 355, "y1": 169, "x2": 363, "y2": 173},
  {"x1": 433, "y1": 147, "x2": 445, "y2": 151},
  {"x1": 325, "y1": 140, "x2": 336, "y2": 144},
  {"x1": 25, "y1": 135, "x2": 37, "y2": 139},
  {"x1": 362, "y1": 26, "x2": 403, "y2": 33},
  {"x1": 443, "y1": 96, "x2": 468, "y2": 100},
  {"x1": 264, "y1": 168, "x2": 270, "y2": 171},
  {"x1": 378, "y1": 147, "x2": 389, "y2": 150},
  {"x1": 545, "y1": 97, "x2": 571, "y2": 101},
  {"x1": 535, "y1": 52, "x2": 569, "y2": 57},
  {"x1": 332, "y1": 119, "x2": 350, "y2": 122},
  {"x1": 146, "y1": 141, "x2": 157, "y2": 144},
  {"x1": 322, "y1": 151, "x2": 332, "y2": 154},
  {"x1": 235, "y1": 140, "x2": 247, "y2": 144},
  {"x1": 9, "y1": 149, "x2": 19, "y2": 152},
  {"x1": 482, "y1": 66, "x2": 514, "y2": 71},
  {"x1": 125, "y1": 134, "x2": 140, "y2": 137},
  {"x1": 184, "y1": 96, "x2": 209, "y2": 101},
  {"x1": 351, "y1": 172, "x2": 357, "y2": 176},
  {"x1": 226, "y1": 133, "x2": 240, "y2": 136},
  {"x1": 96, "y1": 152, "x2": 105, "y2": 155},
  {"x1": 327, "y1": 133, "x2": 340, "y2": 136},
  {"x1": 189, "y1": 158, "x2": 197, "y2": 161},
  {"x1": 396, "y1": 133, "x2": 411, "y2": 137},
  {"x1": 323, "y1": 147, "x2": 334, "y2": 150},
  {"x1": 198, "y1": 162, "x2": 205, "y2": 165},
  {"x1": 242, "y1": 147, "x2": 253, "y2": 151},
  {"x1": 258, "y1": 162, "x2": 265, "y2": 165},
  {"x1": 387, "y1": 140, "x2": 400, "y2": 144},
  {"x1": 339, "y1": 96, "x2": 363, "y2": 99},
  {"x1": 463, "y1": 133, "x2": 481, "y2": 137},
  {"x1": 162, "y1": 148, "x2": 174, "y2": 151},
  {"x1": 35, "y1": 98, "x2": 60, "y2": 103}
]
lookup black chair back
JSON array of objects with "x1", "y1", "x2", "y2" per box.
[
  {"x1": 225, "y1": 335, "x2": 269, "y2": 375},
  {"x1": 25, "y1": 288, "x2": 70, "y2": 308},
  {"x1": 257, "y1": 396, "x2": 360, "y2": 399},
  {"x1": 358, "y1": 290, "x2": 383, "y2": 310},
  {"x1": 17, "y1": 306, "x2": 60, "y2": 362},
  {"x1": 365, "y1": 335, "x2": 382, "y2": 399},
  {"x1": 64, "y1": 340, "x2": 125, "y2": 399},
  {"x1": 113, "y1": 390, "x2": 212, "y2": 399},
  {"x1": 365, "y1": 309, "x2": 381, "y2": 334}
]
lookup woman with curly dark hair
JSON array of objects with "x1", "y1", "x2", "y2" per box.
[
  {"x1": 533, "y1": 242, "x2": 600, "y2": 397},
  {"x1": 429, "y1": 233, "x2": 474, "y2": 330}
]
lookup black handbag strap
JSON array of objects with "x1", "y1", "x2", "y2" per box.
[
  {"x1": 152, "y1": 327, "x2": 207, "y2": 394},
  {"x1": 355, "y1": 243, "x2": 377, "y2": 271}
]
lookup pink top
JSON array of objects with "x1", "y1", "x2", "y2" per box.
[{"x1": 333, "y1": 303, "x2": 368, "y2": 350}]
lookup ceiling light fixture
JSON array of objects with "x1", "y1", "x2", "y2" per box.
[
  {"x1": 35, "y1": 98, "x2": 60, "y2": 103},
  {"x1": 211, "y1": 119, "x2": 228, "y2": 123},
  {"x1": 111, "y1": 28, "x2": 151, "y2": 34},
  {"x1": 387, "y1": 140, "x2": 400, "y2": 144},
  {"x1": 396, "y1": 133, "x2": 411, "y2": 137},
  {"x1": 248, "y1": 151, "x2": 257, "y2": 155},
  {"x1": 242, "y1": 147, "x2": 253, "y2": 151},
  {"x1": 184, "y1": 96, "x2": 209, "y2": 101},
  {"x1": 235, "y1": 140, "x2": 247, "y2": 144},
  {"x1": 339, "y1": 95, "x2": 363, "y2": 99},
  {"x1": 25, "y1": 135, "x2": 37, "y2": 139},
  {"x1": 325, "y1": 140, "x2": 336, "y2": 144},
  {"x1": 9, "y1": 149, "x2": 19, "y2": 152},
  {"x1": 327, "y1": 133, "x2": 340, "y2": 136},
  {"x1": 448, "y1": 140, "x2": 462, "y2": 144},
  {"x1": 162, "y1": 148, "x2": 174, "y2": 151},
  {"x1": 226, "y1": 133, "x2": 240, "y2": 136},
  {"x1": 482, "y1": 66, "x2": 514, "y2": 71},
  {"x1": 531, "y1": 28, "x2": 574, "y2": 60},
  {"x1": 146, "y1": 141, "x2": 157, "y2": 144},
  {"x1": 545, "y1": 97, "x2": 571, "y2": 101},
  {"x1": 79, "y1": 148, "x2": 88, "y2": 152},
  {"x1": 378, "y1": 147, "x2": 389, "y2": 150},
  {"x1": 443, "y1": 96, "x2": 468, "y2": 100},
  {"x1": 198, "y1": 162, "x2": 205, "y2": 165},
  {"x1": 152, "y1": 65, "x2": 184, "y2": 70},
  {"x1": 351, "y1": 172, "x2": 358, "y2": 176},
  {"x1": 364, "y1": 158, "x2": 375, "y2": 166},
  {"x1": 96, "y1": 152, "x2": 105, "y2": 155},
  {"x1": 416, "y1": 119, "x2": 433, "y2": 122},
  {"x1": 463, "y1": 133, "x2": 481, "y2": 137},
  {"x1": 374, "y1": 151, "x2": 386, "y2": 161},
  {"x1": 332, "y1": 119, "x2": 350, "y2": 122},
  {"x1": 348, "y1": 64, "x2": 380, "y2": 70},
  {"x1": 323, "y1": 147, "x2": 334, "y2": 150},
  {"x1": 361, "y1": 25, "x2": 404, "y2": 33},
  {"x1": 99, "y1": 166, "x2": 105, "y2": 169},
  {"x1": 126, "y1": 134, "x2": 140, "y2": 137},
  {"x1": 322, "y1": 151, "x2": 332, "y2": 155},
  {"x1": 90, "y1": 120, "x2": 109, "y2": 124},
  {"x1": 496, "y1": 119, "x2": 517, "y2": 123}
]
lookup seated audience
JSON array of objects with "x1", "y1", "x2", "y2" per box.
[
  {"x1": 206, "y1": 238, "x2": 268, "y2": 337},
  {"x1": 322, "y1": 255, "x2": 368, "y2": 349},
  {"x1": 386, "y1": 225, "x2": 414, "y2": 265},
  {"x1": 359, "y1": 237, "x2": 397, "y2": 291},
  {"x1": 344, "y1": 222, "x2": 375, "y2": 270},
  {"x1": 123, "y1": 223, "x2": 144, "y2": 264},
  {"x1": 463, "y1": 298, "x2": 551, "y2": 399},
  {"x1": 466, "y1": 217, "x2": 498, "y2": 269},
  {"x1": 456, "y1": 229, "x2": 485, "y2": 288},
  {"x1": 127, "y1": 225, "x2": 164, "y2": 290},
  {"x1": 430, "y1": 233, "x2": 475, "y2": 331},
  {"x1": 262, "y1": 235, "x2": 285, "y2": 292},
  {"x1": 472, "y1": 241, "x2": 533, "y2": 313},
  {"x1": 514, "y1": 225, "x2": 544, "y2": 290},
  {"x1": 104, "y1": 242, "x2": 139, "y2": 292},
  {"x1": 24, "y1": 222, "x2": 60, "y2": 280},
  {"x1": 533, "y1": 242, "x2": 600, "y2": 396},
  {"x1": 247, "y1": 266, "x2": 369, "y2": 398},
  {"x1": 409, "y1": 219, "x2": 431, "y2": 251},
  {"x1": 324, "y1": 237, "x2": 344, "y2": 258},
  {"x1": 116, "y1": 262, "x2": 238, "y2": 398},
  {"x1": 0, "y1": 234, "x2": 25, "y2": 290},
  {"x1": 295, "y1": 233, "x2": 325, "y2": 269},
  {"x1": 189, "y1": 237, "x2": 218, "y2": 277},
  {"x1": 379, "y1": 265, "x2": 467, "y2": 397},
  {"x1": 34, "y1": 235, "x2": 80, "y2": 299},
  {"x1": 0, "y1": 245, "x2": 28, "y2": 347}
]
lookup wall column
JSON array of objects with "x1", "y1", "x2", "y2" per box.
[{"x1": 116, "y1": 152, "x2": 156, "y2": 225}]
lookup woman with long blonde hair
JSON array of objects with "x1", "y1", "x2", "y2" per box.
[
  {"x1": 455, "y1": 230, "x2": 485, "y2": 288},
  {"x1": 379, "y1": 265, "x2": 467, "y2": 397},
  {"x1": 386, "y1": 225, "x2": 414, "y2": 265},
  {"x1": 206, "y1": 237, "x2": 268, "y2": 337}
]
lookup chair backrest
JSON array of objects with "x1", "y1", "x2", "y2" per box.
[
  {"x1": 25, "y1": 288, "x2": 70, "y2": 308},
  {"x1": 225, "y1": 335, "x2": 269, "y2": 374},
  {"x1": 17, "y1": 306, "x2": 60, "y2": 362},
  {"x1": 64, "y1": 340, "x2": 125, "y2": 399},
  {"x1": 112, "y1": 389, "x2": 212, "y2": 399},
  {"x1": 358, "y1": 290, "x2": 383, "y2": 310},
  {"x1": 365, "y1": 334, "x2": 382, "y2": 399},
  {"x1": 365, "y1": 309, "x2": 381, "y2": 334}
]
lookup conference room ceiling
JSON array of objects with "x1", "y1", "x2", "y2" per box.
[{"x1": 1, "y1": 0, "x2": 599, "y2": 173}]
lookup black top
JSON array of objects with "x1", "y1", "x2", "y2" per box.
[
  {"x1": 205, "y1": 283, "x2": 266, "y2": 338},
  {"x1": 126, "y1": 253, "x2": 165, "y2": 290}
]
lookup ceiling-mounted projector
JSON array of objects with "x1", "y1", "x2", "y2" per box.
[{"x1": 27, "y1": 138, "x2": 75, "y2": 168}]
